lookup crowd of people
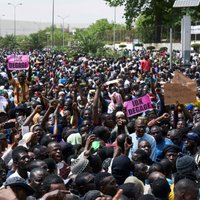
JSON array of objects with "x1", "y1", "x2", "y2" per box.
[{"x1": 0, "y1": 48, "x2": 199, "y2": 200}]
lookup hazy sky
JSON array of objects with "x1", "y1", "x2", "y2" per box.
[{"x1": 0, "y1": 0, "x2": 125, "y2": 24}]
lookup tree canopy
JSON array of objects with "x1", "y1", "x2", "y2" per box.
[
  {"x1": 105, "y1": 0, "x2": 200, "y2": 26},
  {"x1": 0, "y1": 18, "x2": 124, "y2": 58},
  {"x1": 104, "y1": 0, "x2": 200, "y2": 42}
]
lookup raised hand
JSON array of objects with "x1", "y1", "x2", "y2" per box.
[{"x1": 84, "y1": 134, "x2": 96, "y2": 157}]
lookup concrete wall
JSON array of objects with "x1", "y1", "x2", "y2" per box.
[{"x1": 143, "y1": 43, "x2": 182, "y2": 51}]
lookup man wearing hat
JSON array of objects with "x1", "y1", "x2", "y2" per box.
[
  {"x1": 168, "y1": 155, "x2": 199, "y2": 200},
  {"x1": 183, "y1": 132, "x2": 200, "y2": 166},
  {"x1": 4, "y1": 176, "x2": 34, "y2": 200},
  {"x1": 163, "y1": 144, "x2": 181, "y2": 173},
  {"x1": 176, "y1": 155, "x2": 197, "y2": 174}
]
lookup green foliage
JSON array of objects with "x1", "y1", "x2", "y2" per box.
[
  {"x1": 87, "y1": 19, "x2": 113, "y2": 35},
  {"x1": 0, "y1": 35, "x2": 16, "y2": 49},
  {"x1": 147, "y1": 46, "x2": 155, "y2": 51},
  {"x1": 72, "y1": 19, "x2": 125, "y2": 57},
  {"x1": 0, "y1": 18, "x2": 128, "y2": 58},
  {"x1": 29, "y1": 32, "x2": 45, "y2": 50},
  {"x1": 73, "y1": 29, "x2": 105, "y2": 56},
  {"x1": 86, "y1": 19, "x2": 127, "y2": 43},
  {"x1": 104, "y1": 0, "x2": 200, "y2": 42},
  {"x1": 192, "y1": 43, "x2": 200, "y2": 52},
  {"x1": 16, "y1": 35, "x2": 31, "y2": 51},
  {"x1": 95, "y1": 47, "x2": 122, "y2": 59},
  {"x1": 134, "y1": 15, "x2": 152, "y2": 42},
  {"x1": 0, "y1": 26, "x2": 74, "y2": 50}
]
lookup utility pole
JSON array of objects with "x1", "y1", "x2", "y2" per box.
[
  {"x1": 58, "y1": 15, "x2": 68, "y2": 47},
  {"x1": 52, "y1": 0, "x2": 55, "y2": 48},
  {"x1": 8, "y1": 2, "x2": 22, "y2": 47}
]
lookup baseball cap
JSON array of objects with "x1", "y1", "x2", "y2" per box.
[
  {"x1": 186, "y1": 132, "x2": 199, "y2": 142},
  {"x1": 184, "y1": 132, "x2": 200, "y2": 145},
  {"x1": 5, "y1": 177, "x2": 34, "y2": 196}
]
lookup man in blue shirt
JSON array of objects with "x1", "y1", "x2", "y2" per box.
[
  {"x1": 150, "y1": 125, "x2": 173, "y2": 162},
  {"x1": 129, "y1": 118, "x2": 156, "y2": 161}
]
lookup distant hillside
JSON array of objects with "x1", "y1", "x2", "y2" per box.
[{"x1": 0, "y1": 19, "x2": 90, "y2": 36}]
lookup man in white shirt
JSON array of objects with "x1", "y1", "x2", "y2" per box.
[{"x1": 6, "y1": 146, "x2": 30, "y2": 183}]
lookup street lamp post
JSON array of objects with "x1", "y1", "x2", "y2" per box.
[
  {"x1": 8, "y1": 2, "x2": 22, "y2": 46},
  {"x1": 58, "y1": 15, "x2": 68, "y2": 47},
  {"x1": 52, "y1": 0, "x2": 55, "y2": 48},
  {"x1": 113, "y1": 6, "x2": 116, "y2": 49}
]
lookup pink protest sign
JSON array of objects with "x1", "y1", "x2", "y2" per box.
[
  {"x1": 124, "y1": 94, "x2": 153, "y2": 117},
  {"x1": 7, "y1": 55, "x2": 29, "y2": 70}
]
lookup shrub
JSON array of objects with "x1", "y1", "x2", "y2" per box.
[
  {"x1": 192, "y1": 43, "x2": 200, "y2": 52},
  {"x1": 147, "y1": 46, "x2": 155, "y2": 51},
  {"x1": 119, "y1": 44, "x2": 127, "y2": 48}
]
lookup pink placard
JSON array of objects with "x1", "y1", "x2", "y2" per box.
[
  {"x1": 124, "y1": 94, "x2": 153, "y2": 117},
  {"x1": 7, "y1": 55, "x2": 29, "y2": 70}
]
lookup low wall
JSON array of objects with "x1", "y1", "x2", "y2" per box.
[{"x1": 143, "y1": 43, "x2": 181, "y2": 51}]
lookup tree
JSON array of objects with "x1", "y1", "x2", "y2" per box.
[
  {"x1": 73, "y1": 19, "x2": 117, "y2": 56},
  {"x1": 87, "y1": 19, "x2": 113, "y2": 34},
  {"x1": 16, "y1": 35, "x2": 31, "y2": 51},
  {"x1": 72, "y1": 18, "x2": 132, "y2": 57},
  {"x1": 0, "y1": 35, "x2": 15, "y2": 49},
  {"x1": 73, "y1": 29, "x2": 105, "y2": 55},
  {"x1": 104, "y1": 0, "x2": 200, "y2": 42},
  {"x1": 29, "y1": 32, "x2": 45, "y2": 50}
]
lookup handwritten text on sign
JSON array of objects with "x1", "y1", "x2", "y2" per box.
[
  {"x1": 7, "y1": 55, "x2": 29, "y2": 70},
  {"x1": 124, "y1": 94, "x2": 153, "y2": 117}
]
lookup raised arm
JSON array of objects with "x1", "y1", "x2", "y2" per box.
[
  {"x1": 77, "y1": 84, "x2": 87, "y2": 106},
  {"x1": 147, "y1": 113, "x2": 170, "y2": 127},
  {"x1": 27, "y1": 62, "x2": 32, "y2": 82},
  {"x1": 41, "y1": 100, "x2": 56, "y2": 130},
  {"x1": 179, "y1": 103, "x2": 193, "y2": 121},
  {"x1": 70, "y1": 83, "x2": 79, "y2": 128},
  {"x1": 93, "y1": 80, "x2": 102, "y2": 125},
  {"x1": 52, "y1": 103, "x2": 59, "y2": 138},
  {"x1": 23, "y1": 105, "x2": 42, "y2": 126}
]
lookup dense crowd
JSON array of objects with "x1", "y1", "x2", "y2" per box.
[{"x1": 0, "y1": 48, "x2": 199, "y2": 200}]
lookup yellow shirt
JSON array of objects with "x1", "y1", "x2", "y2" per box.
[
  {"x1": 169, "y1": 183, "x2": 174, "y2": 200},
  {"x1": 193, "y1": 100, "x2": 200, "y2": 107},
  {"x1": 9, "y1": 78, "x2": 29, "y2": 106}
]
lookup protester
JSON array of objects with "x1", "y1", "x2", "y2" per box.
[
  {"x1": 0, "y1": 47, "x2": 199, "y2": 200},
  {"x1": 174, "y1": 179, "x2": 198, "y2": 200},
  {"x1": 150, "y1": 125, "x2": 173, "y2": 162}
]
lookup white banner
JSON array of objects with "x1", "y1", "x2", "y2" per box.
[{"x1": 191, "y1": 25, "x2": 200, "y2": 34}]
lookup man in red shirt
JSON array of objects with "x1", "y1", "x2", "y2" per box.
[{"x1": 140, "y1": 55, "x2": 151, "y2": 73}]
